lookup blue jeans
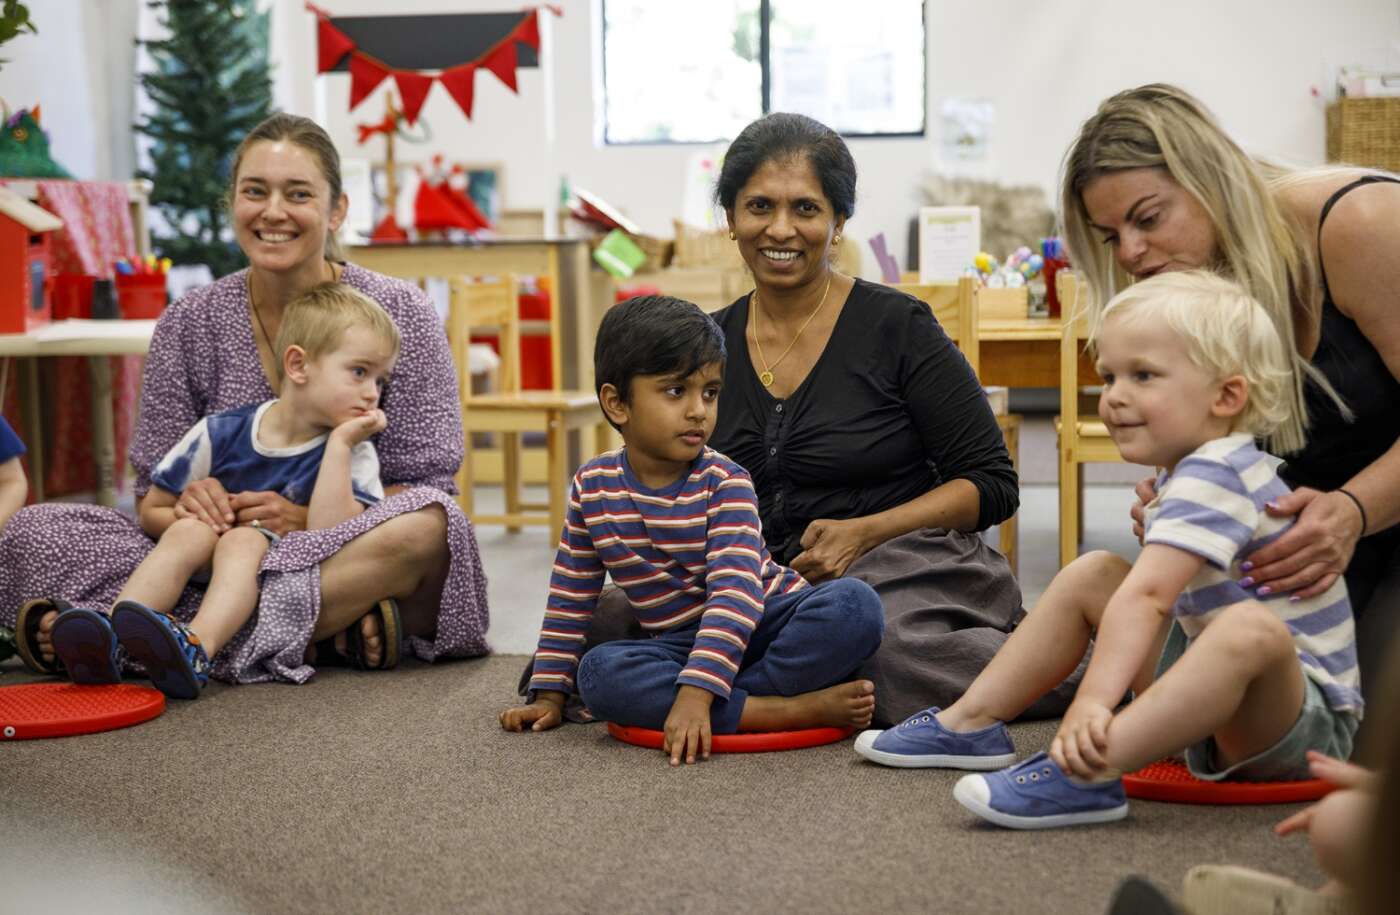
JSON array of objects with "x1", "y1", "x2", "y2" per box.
[{"x1": 576, "y1": 578, "x2": 884, "y2": 732}]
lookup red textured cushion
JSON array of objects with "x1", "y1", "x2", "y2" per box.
[
  {"x1": 0, "y1": 682, "x2": 165, "y2": 740},
  {"x1": 1124, "y1": 759, "x2": 1334, "y2": 805},
  {"x1": 607, "y1": 722, "x2": 853, "y2": 753}
]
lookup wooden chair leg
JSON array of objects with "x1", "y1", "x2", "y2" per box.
[
  {"x1": 503, "y1": 431, "x2": 522, "y2": 534},
  {"x1": 1059, "y1": 448, "x2": 1080, "y2": 570},
  {"x1": 546, "y1": 413, "x2": 566, "y2": 538},
  {"x1": 1077, "y1": 472, "x2": 1086, "y2": 546}
]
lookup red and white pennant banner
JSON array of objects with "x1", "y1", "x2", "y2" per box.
[{"x1": 305, "y1": 4, "x2": 559, "y2": 124}]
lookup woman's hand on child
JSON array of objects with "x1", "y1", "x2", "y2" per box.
[
  {"x1": 331, "y1": 409, "x2": 389, "y2": 448},
  {"x1": 663, "y1": 685, "x2": 714, "y2": 766},
  {"x1": 175, "y1": 478, "x2": 237, "y2": 532},
  {"x1": 1129, "y1": 476, "x2": 1157, "y2": 545},
  {"x1": 791, "y1": 517, "x2": 872, "y2": 583},
  {"x1": 1274, "y1": 752, "x2": 1377, "y2": 836},
  {"x1": 231, "y1": 491, "x2": 308, "y2": 536},
  {"x1": 1244, "y1": 488, "x2": 1361, "y2": 600},
  {"x1": 499, "y1": 692, "x2": 565, "y2": 732},
  {"x1": 1051, "y1": 699, "x2": 1114, "y2": 780}
]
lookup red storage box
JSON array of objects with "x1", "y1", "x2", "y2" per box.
[
  {"x1": 115, "y1": 273, "x2": 168, "y2": 319},
  {"x1": 52, "y1": 274, "x2": 96, "y2": 320}
]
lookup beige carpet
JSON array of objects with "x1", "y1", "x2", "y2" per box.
[{"x1": 1, "y1": 656, "x2": 1321, "y2": 915}]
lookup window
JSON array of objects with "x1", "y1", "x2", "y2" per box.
[{"x1": 601, "y1": 0, "x2": 925, "y2": 144}]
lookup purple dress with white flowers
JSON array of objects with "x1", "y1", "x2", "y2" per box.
[{"x1": 0, "y1": 264, "x2": 490, "y2": 683}]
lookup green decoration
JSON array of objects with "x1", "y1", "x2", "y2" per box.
[
  {"x1": 592, "y1": 229, "x2": 647, "y2": 279},
  {"x1": 135, "y1": 0, "x2": 272, "y2": 279},
  {"x1": 0, "y1": 0, "x2": 38, "y2": 68},
  {"x1": 0, "y1": 108, "x2": 72, "y2": 178}
]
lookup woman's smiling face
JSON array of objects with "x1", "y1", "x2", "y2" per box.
[
  {"x1": 232, "y1": 140, "x2": 346, "y2": 275},
  {"x1": 1081, "y1": 167, "x2": 1218, "y2": 281},
  {"x1": 727, "y1": 154, "x2": 844, "y2": 292}
]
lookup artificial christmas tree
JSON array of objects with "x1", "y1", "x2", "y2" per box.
[{"x1": 135, "y1": 0, "x2": 271, "y2": 279}]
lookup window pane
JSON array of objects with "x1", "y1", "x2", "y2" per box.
[
  {"x1": 603, "y1": 0, "x2": 762, "y2": 143},
  {"x1": 769, "y1": 0, "x2": 925, "y2": 135}
]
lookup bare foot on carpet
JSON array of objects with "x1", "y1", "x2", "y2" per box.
[{"x1": 739, "y1": 680, "x2": 876, "y2": 732}]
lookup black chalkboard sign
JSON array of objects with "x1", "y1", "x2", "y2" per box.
[{"x1": 327, "y1": 12, "x2": 540, "y2": 71}]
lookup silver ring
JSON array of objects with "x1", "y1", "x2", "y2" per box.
[{"x1": 250, "y1": 519, "x2": 262, "y2": 529}]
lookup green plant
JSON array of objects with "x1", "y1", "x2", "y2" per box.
[{"x1": 0, "y1": 0, "x2": 37, "y2": 67}]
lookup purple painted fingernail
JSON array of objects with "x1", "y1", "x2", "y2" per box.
[
  {"x1": 1241, "y1": 561, "x2": 1254, "y2": 572},
  {"x1": 1240, "y1": 576, "x2": 1255, "y2": 588},
  {"x1": 1289, "y1": 595, "x2": 1301, "y2": 603},
  {"x1": 1258, "y1": 585, "x2": 1273, "y2": 595},
  {"x1": 1265, "y1": 501, "x2": 1280, "y2": 511}
]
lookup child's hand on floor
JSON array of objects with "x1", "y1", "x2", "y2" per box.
[
  {"x1": 1051, "y1": 698, "x2": 1115, "y2": 780},
  {"x1": 1275, "y1": 752, "x2": 1377, "y2": 836},
  {"x1": 500, "y1": 692, "x2": 565, "y2": 732},
  {"x1": 663, "y1": 685, "x2": 714, "y2": 766}
]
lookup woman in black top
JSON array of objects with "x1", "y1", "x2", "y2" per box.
[
  {"x1": 707, "y1": 113, "x2": 1060, "y2": 726},
  {"x1": 1062, "y1": 84, "x2": 1400, "y2": 705}
]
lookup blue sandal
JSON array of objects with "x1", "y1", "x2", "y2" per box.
[
  {"x1": 49, "y1": 607, "x2": 122, "y2": 685},
  {"x1": 110, "y1": 600, "x2": 210, "y2": 700}
]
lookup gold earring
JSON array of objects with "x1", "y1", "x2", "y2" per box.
[
  {"x1": 833, "y1": 234, "x2": 842, "y2": 245},
  {"x1": 728, "y1": 230, "x2": 736, "y2": 241}
]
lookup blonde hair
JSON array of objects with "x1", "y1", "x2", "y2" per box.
[
  {"x1": 229, "y1": 113, "x2": 346, "y2": 262},
  {"x1": 1090, "y1": 271, "x2": 1295, "y2": 446},
  {"x1": 1059, "y1": 83, "x2": 1345, "y2": 453},
  {"x1": 273, "y1": 282, "x2": 400, "y2": 382}
]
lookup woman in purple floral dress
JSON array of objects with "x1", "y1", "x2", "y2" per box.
[{"x1": 3, "y1": 114, "x2": 488, "y2": 683}]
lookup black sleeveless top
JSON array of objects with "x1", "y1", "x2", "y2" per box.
[{"x1": 1279, "y1": 175, "x2": 1400, "y2": 494}]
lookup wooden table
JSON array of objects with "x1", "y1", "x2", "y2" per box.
[
  {"x1": 979, "y1": 316, "x2": 1099, "y2": 389},
  {"x1": 0, "y1": 319, "x2": 157, "y2": 507},
  {"x1": 347, "y1": 237, "x2": 599, "y2": 391}
]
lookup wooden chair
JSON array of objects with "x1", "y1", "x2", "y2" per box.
[
  {"x1": 447, "y1": 275, "x2": 609, "y2": 535},
  {"x1": 1053, "y1": 272, "x2": 1124, "y2": 568},
  {"x1": 893, "y1": 278, "x2": 1021, "y2": 575}
]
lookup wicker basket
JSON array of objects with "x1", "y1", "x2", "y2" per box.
[
  {"x1": 586, "y1": 232, "x2": 674, "y2": 273},
  {"x1": 1327, "y1": 98, "x2": 1400, "y2": 172},
  {"x1": 672, "y1": 219, "x2": 747, "y2": 270}
]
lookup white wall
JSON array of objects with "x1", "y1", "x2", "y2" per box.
[
  {"x1": 5, "y1": 0, "x2": 1398, "y2": 269},
  {"x1": 0, "y1": 0, "x2": 140, "y2": 182}
]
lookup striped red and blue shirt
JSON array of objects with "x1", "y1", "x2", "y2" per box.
[{"x1": 528, "y1": 447, "x2": 808, "y2": 700}]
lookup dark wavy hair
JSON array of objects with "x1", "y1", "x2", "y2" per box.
[
  {"x1": 594, "y1": 295, "x2": 726, "y2": 430},
  {"x1": 714, "y1": 112, "x2": 857, "y2": 220}
]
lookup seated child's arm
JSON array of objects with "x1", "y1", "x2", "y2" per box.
[
  {"x1": 503, "y1": 473, "x2": 606, "y2": 732},
  {"x1": 308, "y1": 411, "x2": 387, "y2": 530},
  {"x1": 0, "y1": 455, "x2": 27, "y2": 530},
  {"x1": 138, "y1": 486, "x2": 183, "y2": 538}
]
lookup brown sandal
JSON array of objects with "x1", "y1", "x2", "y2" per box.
[
  {"x1": 15, "y1": 597, "x2": 73, "y2": 675},
  {"x1": 312, "y1": 599, "x2": 401, "y2": 671}
]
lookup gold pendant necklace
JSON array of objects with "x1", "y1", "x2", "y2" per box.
[{"x1": 750, "y1": 272, "x2": 833, "y2": 387}]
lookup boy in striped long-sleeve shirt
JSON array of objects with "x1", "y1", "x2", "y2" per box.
[
  {"x1": 500, "y1": 295, "x2": 884, "y2": 765},
  {"x1": 857, "y1": 272, "x2": 1362, "y2": 829}
]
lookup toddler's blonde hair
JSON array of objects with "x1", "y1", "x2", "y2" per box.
[
  {"x1": 273, "y1": 282, "x2": 400, "y2": 382},
  {"x1": 1090, "y1": 270, "x2": 1295, "y2": 444}
]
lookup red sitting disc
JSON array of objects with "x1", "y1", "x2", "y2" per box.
[
  {"x1": 607, "y1": 721, "x2": 853, "y2": 753},
  {"x1": 1124, "y1": 759, "x2": 1335, "y2": 805},
  {"x1": 0, "y1": 682, "x2": 165, "y2": 740}
]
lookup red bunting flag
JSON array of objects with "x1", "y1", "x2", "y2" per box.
[
  {"x1": 480, "y1": 39, "x2": 518, "y2": 93},
  {"x1": 316, "y1": 17, "x2": 355, "y2": 72},
  {"x1": 394, "y1": 70, "x2": 434, "y2": 125},
  {"x1": 349, "y1": 54, "x2": 391, "y2": 110},
  {"x1": 439, "y1": 63, "x2": 477, "y2": 120},
  {"x1": 513, "y1": 10, "x2": 540, "y2": 52}
]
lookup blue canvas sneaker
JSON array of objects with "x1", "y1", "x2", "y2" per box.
[
  {"x1": 111, "y1": 600, "x2": 210, "y2": 700},
  {"x1": 49, "y1": 608, "x2": 122, "y2": 685},
  {"x1": 854, "y1": 707, "x2": 1017, "y2": 769},
  {"x1": 953, "y1": 752, "x2": 1129, "y2": 829}
]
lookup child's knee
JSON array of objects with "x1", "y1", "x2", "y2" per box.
[
  {"x1": 166, "y1": 517, "x2": 219, "y2": 551},
  {"x1": 1068, "y1": 550, "x2": 1132, "y2": 581},
  {"x1": 575, "y1": 643, "x2": 630, "y2": 712},
  {"x1": 823, "y1": 578, "x2": 884, "y2": 651},
  {"x1": 214, "y1": 525, "x2": 270, "y2": 557},
  {"x1": 1210, "y1": 601, "x2": 1294, "y2": 662}
]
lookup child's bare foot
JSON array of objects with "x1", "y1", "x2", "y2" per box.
[{"x1": 740, "y1": 680, "x2": 876, "y2": 732}]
